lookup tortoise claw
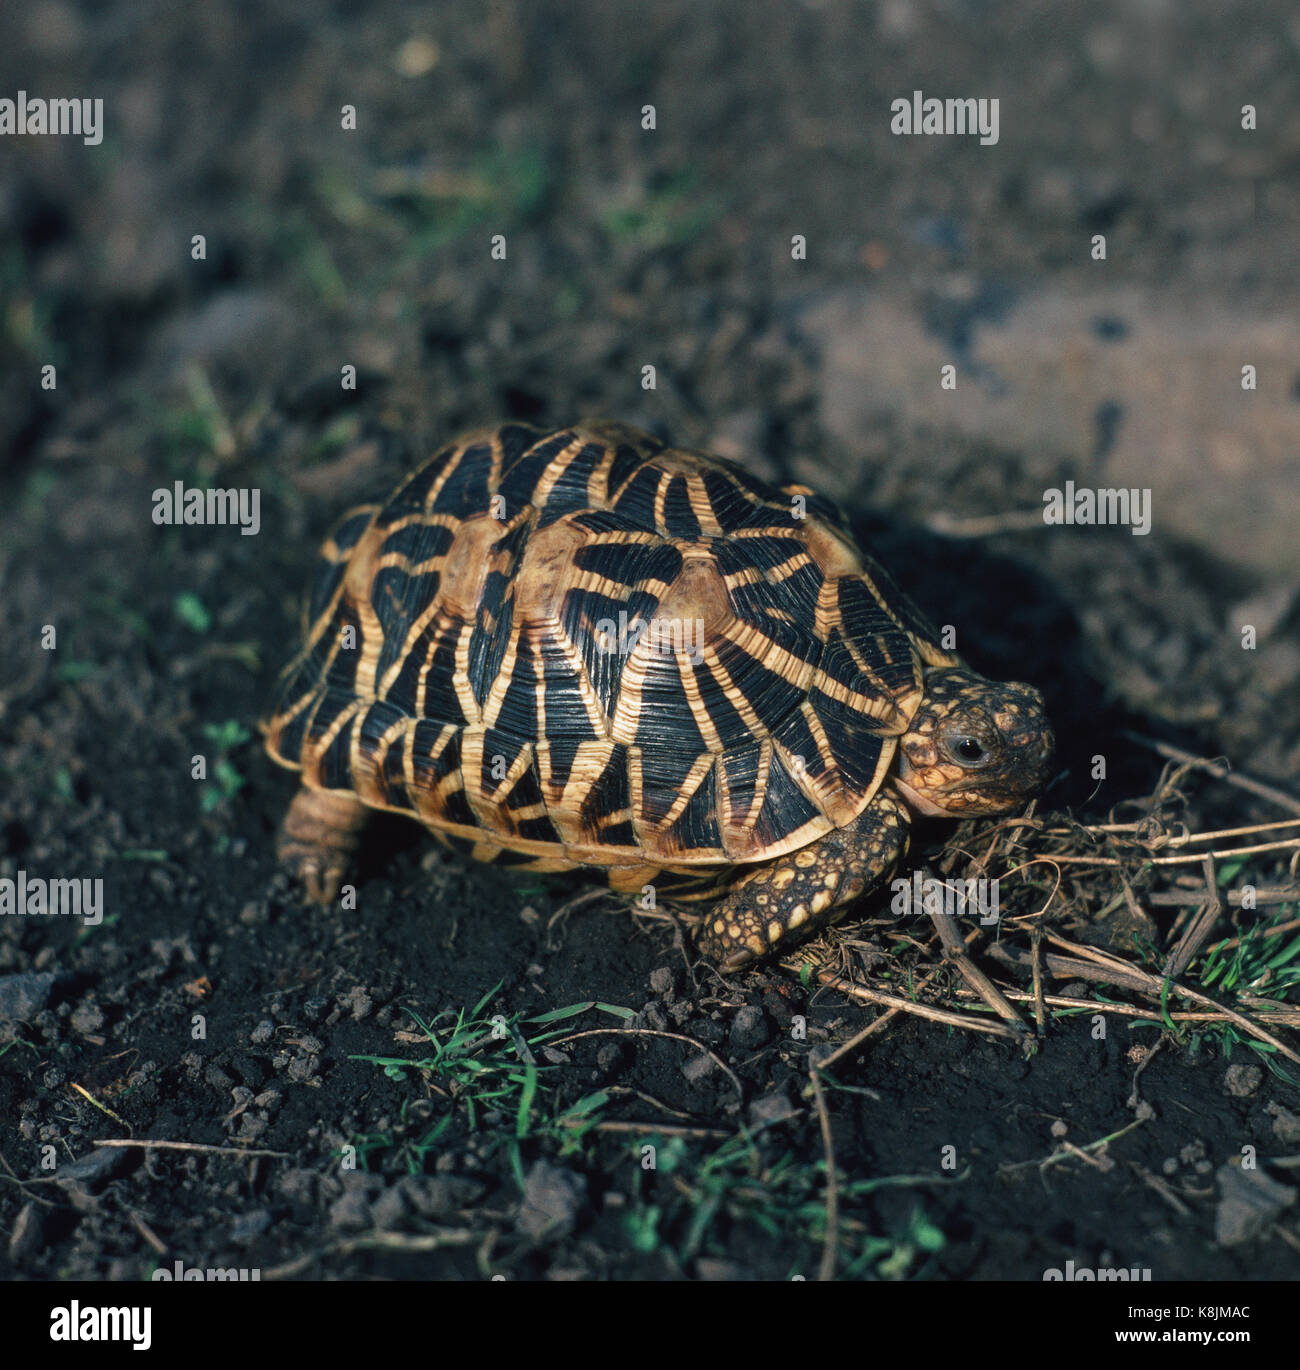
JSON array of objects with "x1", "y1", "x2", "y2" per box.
[
  {"x1": 275, "y1": 787, "x2": 368, "y2": 905},
  {"x1": 277, "y1": 841, "x2": 346, "y2": 905}
]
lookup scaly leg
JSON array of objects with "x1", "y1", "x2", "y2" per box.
[
  {"x1": 277, "y1": 786, "x2": 369, "y2": 904},
  {"x1": 695, "y1": 790, "x2": 911, "y2": 970}
]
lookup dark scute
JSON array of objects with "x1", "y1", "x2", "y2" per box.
[
  {"x1": 489, "y1": 651, "x2": 540, "y2": 742},
  {"x1": 718, "y1": 740, "x2": 762, "y2": 826},
  {"x1": 711, "y1": 636, "x2": 806, "y2": 735},
  {"x1": 664, "y1": 764, "x2": 721, "y2": 851},
  {"x1": 687, "y1": 654, "x2": 754, "y2": 748},
  {"x1": 313, "y1": 697, "x2": 361, "y2": 789},
  {"x1": 391, "y1": 444, "x2": 457, "y2": 510},
  {"x1": 637, "y1": 746, "x2": 705, "y2": 826},
  {"x1": 371, "y1": 567, "x2": 443, "y2": 682},
  {"x1": 607, "y1": 441, "x2": 652, "y2": 495},
  {"x1": 500, "y1": 430, "x2": 576, "y2": 502},
  {"x1": 752, "y1": 753, "x2": 821, "y2": 849},
  {"x1": 504, "y1": 757, "x2": 546, "y2": 810},
  {"x1": 661, "y1": 476, "x2": 702, "y2": 538},
  {"x1": 806, "y1": 705, "x2": 889, "y2": 795},
  {"x1": 595, "y1": 818, "x2": 637, "y2": 848},
  {"x1": 752, "y1": 559, "x2": 823, "y2": 625},
  {"x1": 855, "y1": 551, "x2": 947, "y2": 651},
  {"x1": 574, "y1": 539, "x2": 682, "y2": 589},
  {"x1": 633, "y1": 652, "x2": 707, "y2": 754},
  {"x1": 428, "y1": 444, "x2": 493, "y2": 517},
  {"x1": 771, "y1": 707, "x2": 833, "y2": 788},
  {"x1": 268, "y1": 678, "x2": 312, "y2": 762},
  {"x1": 480, "y1": 727, "x2": 531, "y2": 799},
  {"x1": 307, "y1": 506, "x2": 375, "y2": 624},
  {"x1": 410, "y1": 719, "x2": 459, "y2": 789},
  {"x1": 380, "y1": 520, "x2": 455, "y2": 560},
  {"x1": 386, "y1": 625, "x2": 465, "y2": 725},
  {"x1": 321, "y1": 599, "x2": 363, "y2": 692},
  {"x1": 727, "y1": 583, "x2": 822, "y2": 666},
  {"x1": 514, "y1": 815, "x2": 563, "y2": 844},
  {"x1": 702, "y1": 470, "x2": 764, "y2": 531},
  {"x1": 544, "y1": 735, "x2": 582, "y2": 790},
  {"x1": 570, "y1": 507, "x2": 645, "y2": 536},
  {"x1": 356, "y1": 699, "x2": 409, "y2": 804},
  {"x1": 471, "y1": 589, "x2": 515, "y2": 711},
  {"x1": 833, "y1": 579, "x2": 921, "y2": 683},
  {"x1": 579, "y1": 748, "x2": 632, "y2": 833},
  {"x1": 358, "y1": 698, "x2": 408, "y2": 752},
  {"x1": 537, "y1": 441, "x2": 606, "y2": 515},
  {"x1": 381, "y1": 716, "x2": 416, "y2": 811},
  {"x1": 562, "y1": 585, "x2": 660, "y2": 720},
  {"x1": 711, "y1": 533, "x2": 802, "y2": 575},
  {"x1": 498, "y1": 423, "x2": 546, "y2": 464},
  {"x1": 538, "y1": 639, "x2": 601, "y2": 740},
  {"x1": 610, "y1": 466, "x2": 665, "y2": 532},
  {"x1": 439, "y1": 786, "x2": 477, "y2": 828}
]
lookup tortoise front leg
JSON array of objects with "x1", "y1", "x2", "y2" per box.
[
  {"x1": 695, "y1": 791, "x2": 911, "y2": 970},
  {"x1": 277, "y1": 785, "x2": 369, "y2": 904}
]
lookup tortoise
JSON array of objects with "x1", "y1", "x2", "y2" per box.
[{"x1": 263, "y1": 421, "x2": 1053, "y2": 969}]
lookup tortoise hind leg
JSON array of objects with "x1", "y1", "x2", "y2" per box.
[
  {"x1": 696, "y1": 791, "x2": 911, "y2": 970},
  {"x1": 277, "y1": 786, "x2": 369, "y2": 904}
]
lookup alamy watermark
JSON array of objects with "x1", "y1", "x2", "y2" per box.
[
  {"x1": 890, "y1": 90, "x2": 999, "y2": 146},
  {"x1": 0, "y1": 870, "x2": 102, "y2": 924},
  {"x1": 890, "y1": 871, "x2": 1000, "y2": 925},
  {"x1": 594, "y1": 611, "x2": 705, "y2": 665},
  {"x1": 1043, "y1": 482, "x2": 1151, "y2": 535},
  {"x1": 152, "y1": 1260, "x2": 261, "y2": 1281},
  {"x1": 1043, "y1": 1260, "x2": 1152, "y2": 1282},
  {"x1": 49, "y1": 1302, "x2": 150, "y2": 1350},
  {"x1": 1, "y1": 92, "x2": 102, "y2": 146},
  {"x1": 152, "y1": 482, "x2": 261, "y2": 536}
]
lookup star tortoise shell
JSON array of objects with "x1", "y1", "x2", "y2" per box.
[{"x1": 264, "y1": 421, "x2": 964, "y2": 889}]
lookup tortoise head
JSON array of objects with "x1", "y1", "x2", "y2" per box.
[{"x1": 894, "y1": 669, "x2": 1054, "y2": 817}]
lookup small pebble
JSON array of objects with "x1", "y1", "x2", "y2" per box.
[
  {"x1": 69, "y1": 1002, "x2": 106, "y2": 1030},
  {"x1": 729, "y1": 1004, "x2": 770, "y2": 1050},
  {"x1": 649, "y1": 967, "x2": 676, "y2": 997}
]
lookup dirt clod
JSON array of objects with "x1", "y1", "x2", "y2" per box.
[
  {"x1": 517, "y1": 1161, "x2": 587, "y2": 1243},
  {"x1": 0, "y1": 973, "x2": 56, "y2": 1027},
  {"x1": 1214, "y1": 1164, "x2": 1297, "y2": 1247},
  {"x1": 1223, "y1": 1065, "x2": 1264, "y2": 1098}
]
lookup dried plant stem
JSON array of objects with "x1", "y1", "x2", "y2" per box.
[
  {"x1": 1147, "y1": 891, "x2": 1300, "y2": 909},
  {"x1": 1041, "y1": 838, "x2": 1300, "y2": 869},
  {"x1": 1161, "y1": 856, "x2": 1221, "y2": 982},
  {"x1": 928, "y1": 909, "x2": 1027, "y2": 1032},
  {"x1": 809, "y1": 1067, "x2": 839, "y2": 1283},
  {"x1": 811, "y1": 966, "x2": 949, "y2": 1072},
  {"x1": 812, "y1": 970, "x2": 1023, "y2": 1040},
  {"x1": 1122, "y1": 733, "x2": 1300, "y2": 816},
  {"x1": 93, "y1": 1139, "x2": 291, "y2": 1158},
  {"x1": 949, "y1": 986, "x2": 1300, "y2": 1027},
  {"x1": 1039, "y1": 935, "x2": 1300, "y2": 1066},
  {"x1": 547, "y1": 1027, "x2": 744, "y2": 1100}
]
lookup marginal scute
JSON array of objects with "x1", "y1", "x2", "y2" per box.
[{"x1": 264, "y1": 423, "x2": 954, "y2": 874}]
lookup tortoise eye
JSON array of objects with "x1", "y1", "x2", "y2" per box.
[{"x1": 950, "y1": 736, "x2": 989, "y2": 766}]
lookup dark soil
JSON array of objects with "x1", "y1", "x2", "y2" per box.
[{"x1": 2, "y1": 0, "x2": 1298, "y2": 1284}]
